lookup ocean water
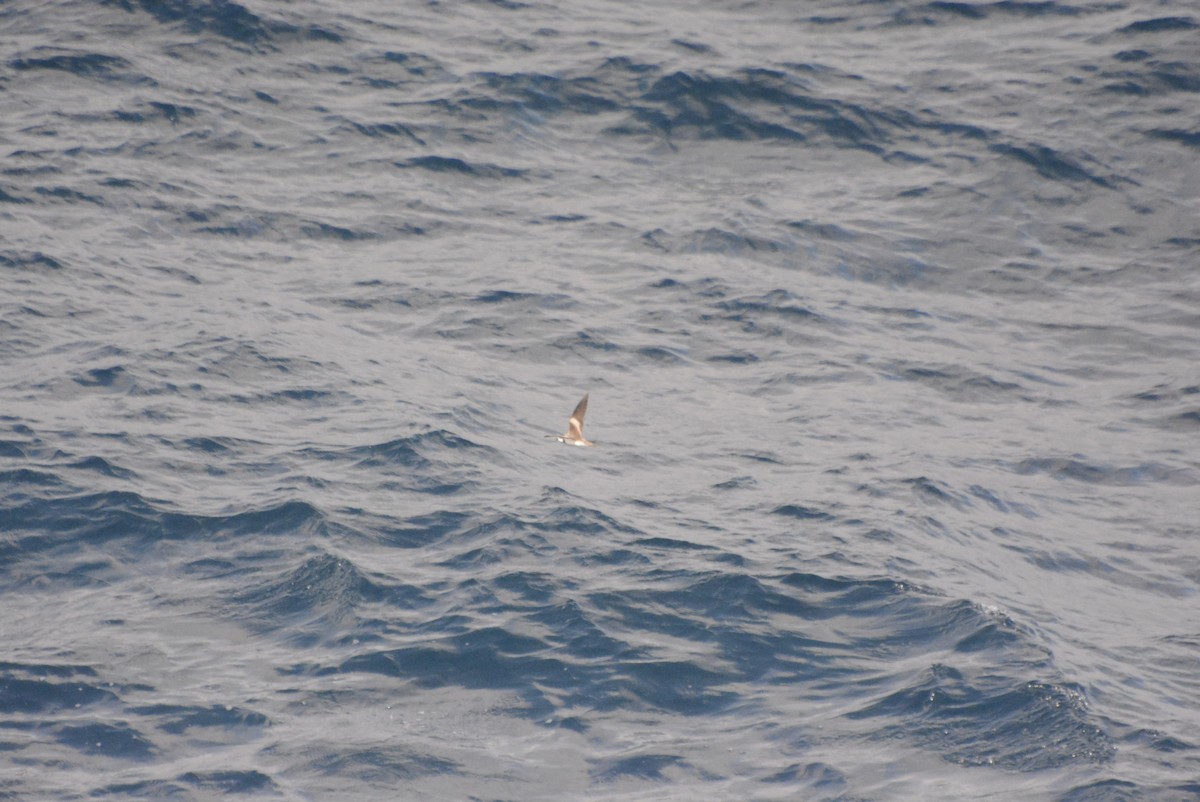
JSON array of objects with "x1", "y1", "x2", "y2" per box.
[{"x1": 2, "y1": 0, "x2": 1199, "y2": 799}]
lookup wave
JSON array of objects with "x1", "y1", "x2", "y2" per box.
[
  {"x1": 9, "y1": 50, "x2": 149, "y2": 83},
  {"x1": 100, "y1": 0, "x2": 342, "y2": 48},
  {"x1": 850, "y1": 670, "x2": 1113, "y2": 770},
  {"x1": 0, "y1": 491, "x2": 331, "y2": 578},
  {"x1": 1011, "y1": 456, "x2": 1190, "y2": 485},
  {"x1": 298, "y1": 559, "x2": 1111, "y2": 772}
]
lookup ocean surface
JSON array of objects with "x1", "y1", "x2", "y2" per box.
[{"x1": 2, "y1": 1, "x2": 1199, "y2": 799}]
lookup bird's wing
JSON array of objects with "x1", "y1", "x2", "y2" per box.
[{"x1": 567, "y1": 393, "x2": 588, "y2": 439}]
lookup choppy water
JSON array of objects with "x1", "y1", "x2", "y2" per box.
[{"x1": 3, "y1": 1, "x2": 1199, "y2": 799}]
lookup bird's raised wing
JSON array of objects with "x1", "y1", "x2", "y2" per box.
[{"x1": 567, "y1": 393, "x2": 589, "y2": 439}]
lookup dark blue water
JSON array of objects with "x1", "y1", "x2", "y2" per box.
[{"x1": 3, "y1": 1, "x2": 1199, "y2": 799}]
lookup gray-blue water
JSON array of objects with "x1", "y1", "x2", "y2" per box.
[{"x1": 2, "y1": 1, "x2": 1198, "y2": 799}]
